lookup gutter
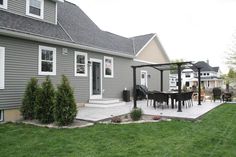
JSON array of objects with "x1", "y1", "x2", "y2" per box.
[{"x1": 0, "y1": 28, "x2": 134, "y2": 59}]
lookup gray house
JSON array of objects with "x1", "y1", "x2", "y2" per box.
[{"x1": 0, "y1": 0, "x2": 170, "y2": 122}]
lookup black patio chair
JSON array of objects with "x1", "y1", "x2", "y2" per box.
[
  {"x1": 212, "y1": 88, "x2": 222, "y2": 102},
  {"x1": 186, "y1": 92, "x2": 194, "y2": 107},
  {"x1": 147, "y1": 91, "x2": 160, "y2": 106},
  {"x1": 153, "y1": 92, "x2": 169, "y2": 109},
  {"x1": 136, "y1": 85, "x2": 148, "y2": 100},
  {"x1": 222, "y1": 92, "x2": 232, "y2": 102},
  {"x1": 175, "y1": 92, "x2": 192, "y2": 109}
]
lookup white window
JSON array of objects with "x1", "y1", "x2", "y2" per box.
[
  {"x1": 0, "y1": 47, "x2": 5, "y2": 89},
  {"x1": 38, "y1": 46, "x2": 56, "y2": 75},
  {"x1": 26, "y1": 0, "x2": 44, "y2": 19},
  {"x1": 185, "y1": 73, "x2": 190, "y2": 78},
  {"x1": 0, "y1": 0, "x2": 7, "y2": 9},
  {"x1": 104, "y1": 56, "x2": 114, "y2": 78},
  {"x1": 74, "y1": 51, "x2": 88, "y2": 77},
  {"x1": 0, "y1": 110, "x2": 3, "y2": 122}
]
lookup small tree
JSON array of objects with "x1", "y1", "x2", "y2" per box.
[
  {"x1": 54, "y1": 75, "x2": 77, "y2": 126},
  {"x1": 35, "y1": 76, "x2": 55, "y2": 124},
  {"x1": 21, "y1": 78, "x2": 39, "y2": 120}
]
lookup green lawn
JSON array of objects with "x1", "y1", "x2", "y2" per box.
[{"x1": 1, "y1": 104, "x2": 236, "y2": 157}]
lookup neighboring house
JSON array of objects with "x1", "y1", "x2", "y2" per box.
[
  {"x1": 169, "y1": 61, "x2": 223, "y2": 91},
  {"x1": 0, "y1": 0, "x2": 170, "y2": 122},
  {"x1": 169, "y1": 74, "x2": 178, "y2": 91}
]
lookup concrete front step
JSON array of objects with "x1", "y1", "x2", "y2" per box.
[
  {"x1": 85, "y1": 101, "x2": 126, "y2": 108},
  {"x1": 89, "y1": 98, "x2": 120, "y2": 104}
]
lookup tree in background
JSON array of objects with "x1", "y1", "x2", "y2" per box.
[
  {"x1": 35, "y1": 76, "x2": 55, "y2": 124},
  {"x1": 54, "y1": 75, "x2": 77, "y2": 126},
  {"x1": 226, "y1": 30, "x2": 236, "y2": 68},
  {"x1": 222, "y1": 68, "x2": 236, "y2": 92},
  {"x1": 170, "y1": 59, "x2": 184, "y2": 74},
  {"x1": 21, "y1": 78, "x2": 39, "y2": 120}
]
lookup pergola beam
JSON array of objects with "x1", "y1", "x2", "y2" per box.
[
  {"x1": 160, "y1": 70, "x2": 163, "y2": 92},
  {"x1": 198, "y1": 68, "x2": 202, "y2": 105},
  {"x1": 132, "y1": 66, "x2": 137, "y2": 108},
  {"x1": 177, "y1": 63, "x2": 182, "y2": 112}
]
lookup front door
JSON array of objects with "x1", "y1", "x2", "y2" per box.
[
  {"x1": 141, "y1": 70, "x2": 148, "y2": 87},
  {"x1": 90, "y1": 58, "x2": 102, "y2": 99}
]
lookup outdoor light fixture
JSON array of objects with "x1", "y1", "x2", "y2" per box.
[
  {"x1": 62, "y1": 48, "x2": 68, "y2": 55},
  {"x1": 88, "y1": 60, "x2": 91, "y2": 66}
]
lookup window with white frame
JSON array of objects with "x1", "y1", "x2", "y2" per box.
[
  {"x1": 0, "y1": 110, "x2": 3, "y2": 122},
  {"x1": 74, "y1": 51, "x2": 88, "y2": 77},
  {"x1": 0, "y1": 47, "x2": 5, "y2": 89},
  {"x1": 104, "y1": 56, "x2": 114, "y2": 78},
  {"x1": 0, "y1": 0, "x2": 7, "y2": 9},
  {"x1": 185, "y1": 73, "x2": 191, "y2": 78},
  {"x1": 38, "y1": 46, "x2": 56, "y2": 75},
  {"x1": 26, "y1": 0, "x2": 44, "y2": 19}
]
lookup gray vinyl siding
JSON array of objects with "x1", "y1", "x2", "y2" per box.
[
  {"x1": 131, "y1": 61, "x2": 169, "y2": 92},
  {"x1": 8, "y1": 0, "x2": 26, "y2": 15},
  {"x1": 7, "y1": 0, "x2": 56, "y2": 24},
  {"x1": 0, "y1": 35, "x2": 169, "y2": 109},
  {"x1": 44, "y1": 0, "x2": 56, "y2": 24},
  {"x1": 0, "y1": 35, "x2": 89, "y2": 109}
]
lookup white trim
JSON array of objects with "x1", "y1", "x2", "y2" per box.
[
  {"x1": 26, "y1": 0, "x2": 44, "y2": 19},
  {"x1": 104, "y1": 56, "x2": 114, "y2": 78},
  {"x1": 135, "y1": 34, "x2": 156, "y2": 57},
  {"x1": 90, "y1": 58, "x2": 103, "y2": 99},
  {"x1": 0, "y1": 0, "x2": 7, "y2": 9},
  {"x1": 140, "y1": 70, "x2": 148, "y2": 87},
  {"x1": 0, "y1": 110, "x2": 3, "y2": 122},
  {"x1": 51, "y1": 0, "x2": 64, "y2": 2},
  {"x1": 38, "y1": 45, "x2": 56, "y2": 75},
  {"x1": 0, "y1": 47, "x2": 5, "y2": 89},
  {"x1": 74, "y1": 51, "x2": 88, "y2": 77},
  {"x1": 133, "y1": 58, "x2": 157, "y2": 64},
  {"x1": 0, "y1": 29, "x2": 134, "y2": 59}
]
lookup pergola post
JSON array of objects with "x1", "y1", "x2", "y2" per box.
[
  {"x1": 177, "y1": 64, "x2": 182, "y2": 112},
  {"x1": 132, "y1": 66, "x2": 137, "y2": 108},
  {"x1": 160, "y1": 70, "x2": 163, "y2": 92},
  {"x1": 198, "y1": 68, "x2": 201, "y2": 105}
]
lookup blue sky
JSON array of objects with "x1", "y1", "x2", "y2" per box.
[{"x1": 68, "y1": 0, "x2": 236, "y2": 73}]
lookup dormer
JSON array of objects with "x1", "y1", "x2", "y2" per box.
[{"x1": 0, "y1": 0, "x2": 64, "y2": 24}]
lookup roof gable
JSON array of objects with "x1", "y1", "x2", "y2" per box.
[{"x1": 135, "y1": 36, "x2": 169, "y2": 63}]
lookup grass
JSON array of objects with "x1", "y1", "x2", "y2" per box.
[{"x1": 1, "y1": 104, "x2": 236, "y2": 157}]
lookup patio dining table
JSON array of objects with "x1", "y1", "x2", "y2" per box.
[{"x1": 150, "y1": 91, "x2": 193, "y2": 109}]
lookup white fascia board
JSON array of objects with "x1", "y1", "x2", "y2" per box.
[
  {"x1": 133, "y1": 58, "x2": 157, "y2": 64},
  {"x1": 0, "y1": 28, "x2": 134, "y2": 59},
  {"x1": 50, "y1": 0, "x2": 64, "y2": 3}
]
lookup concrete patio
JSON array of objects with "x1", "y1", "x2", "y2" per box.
[{"x1": 76, "y1": 100, "x2": 223, "y2": 122}]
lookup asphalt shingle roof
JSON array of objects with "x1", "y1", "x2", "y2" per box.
[
  {"x1": 0, "y1": 1, "x2": 155, "y2": 56},
  {"x1": 0, "y1": 10, "x2": 71, "y2": 42},
  {"x1": 57, "y1": 2, "x2": 135, "y2": 55},
  {"x1": 193, "y1": 61, "x2": 219, "y2": 72}
]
